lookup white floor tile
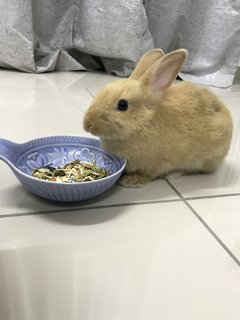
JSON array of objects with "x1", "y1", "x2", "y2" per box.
[
  {"x1": 0, "y1": 87, "x2": 92, "y2": 141},
  {"x1": 0, "y1": 70, "x2": 89, "y2": 90},
  {"x1": 188, "y1": 195, "x2": 240, "y2": 260},
  {"x1": 0, "y1": 69, "x2": 117, "y2": 93},
  {"x1": 0, "y1": 70, "x2": 80, "y2": 89},
  {"x1": 210, "y1": 74, "x2": 240, "y2": 95},
  {"x1": 0, "y1": 202, "x2": 240, "y2": 320},
  {"x1": 85, "y1": 73, "x2": 118, "y2": 97},
  {"x1": 168, "y1": 134, "x2": 240, "y2": 198},
  {"x1": 0, "y1": 160, "x2": 178, "y2": 216},
  {"x1": 1, "y1": 70, "x2": 240, "y2": 320}
]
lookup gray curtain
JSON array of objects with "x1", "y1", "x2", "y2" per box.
[{"x1": 0, "y1": 0, "x2": 239, "y2": 88}]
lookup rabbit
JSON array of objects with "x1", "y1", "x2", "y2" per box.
[{"x1": 84, "y1": 48, "x2": 233, "y2": 187}]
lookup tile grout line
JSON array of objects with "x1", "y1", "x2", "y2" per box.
[
  {"x1": 85, "y1": 88, "x2": 94, "y2": 98},
  {"x1": 185, "y1": 192, "x2": 240, "y2": 201},
  {"x1": 165, "y1": 179, "x2": 240, "y2": 267},
  {"x1": 0, "y1": 197, "x2": 182, "y2": 219},
  {"x1": 165, "y1": 177, "x2": 240, "y2": 201},
  {"x1": 1, "y1": 186, "x2": 240, "y2": 220}
]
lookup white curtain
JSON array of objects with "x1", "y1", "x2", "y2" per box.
[{"x1": 0, "y1": 0, "x2": 239, "y2": 87}]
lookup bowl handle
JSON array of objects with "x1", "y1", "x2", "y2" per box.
[{"x1": 0, "y1": 138, "x2": 18, "y2": 163}]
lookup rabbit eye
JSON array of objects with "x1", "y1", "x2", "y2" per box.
[{"x1": 117, "y1": 99, "x2": 128, "y2": 111}]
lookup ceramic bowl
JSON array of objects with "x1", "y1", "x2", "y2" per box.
[{"x1": 0, "y1": 136, "x2": 126, "y2": 202}]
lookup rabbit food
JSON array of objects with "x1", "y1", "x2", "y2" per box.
[{"x1": 32, "y1": 159, "x2": 109, "y2": 183}]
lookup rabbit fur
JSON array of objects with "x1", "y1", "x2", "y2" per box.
[{"x1": 84, "y1": 49, "x2": 233, "y2": 187}]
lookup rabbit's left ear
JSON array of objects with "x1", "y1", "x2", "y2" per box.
[{"x1": 141, "y1": 49, "x2": 188, "y2": 92}]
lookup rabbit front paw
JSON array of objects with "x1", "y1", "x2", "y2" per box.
[{"x1": 118, "y1": 173, "x2": 150, "y2": 188}]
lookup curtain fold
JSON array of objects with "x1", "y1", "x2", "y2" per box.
[{"x1": 0, "y1": 0, "x2": 239, "y2": 87}]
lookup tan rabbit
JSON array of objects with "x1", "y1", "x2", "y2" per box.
[{"x1": 84, "y1": 49, "x2": 233, "y2": 187}]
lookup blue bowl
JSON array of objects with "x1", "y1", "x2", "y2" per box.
[{"x1": 0, "y1": 136, "x2": 126, "y2": 202}]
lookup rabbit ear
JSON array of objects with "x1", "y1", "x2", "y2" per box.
[
  {"x1": 130, "y1": 49, "x2": 165, "y2": 80},
  {"x1": 141, "y1": 49, "x2": 188, "y2": 92}
]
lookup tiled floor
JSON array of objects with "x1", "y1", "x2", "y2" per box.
[{"x1": 0, "y1": 69, "x2": 240, "y2": 320}]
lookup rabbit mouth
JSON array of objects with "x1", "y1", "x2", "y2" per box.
[
  {"x1": 84, "y1": 122, "x2": 100, "y2": 136},
  {"x1": 83, "y1": 120, "x2": 93, "y2": 133},
  {"x1": 84, "y1": 120, "x2": 112, "y2": 137}
]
